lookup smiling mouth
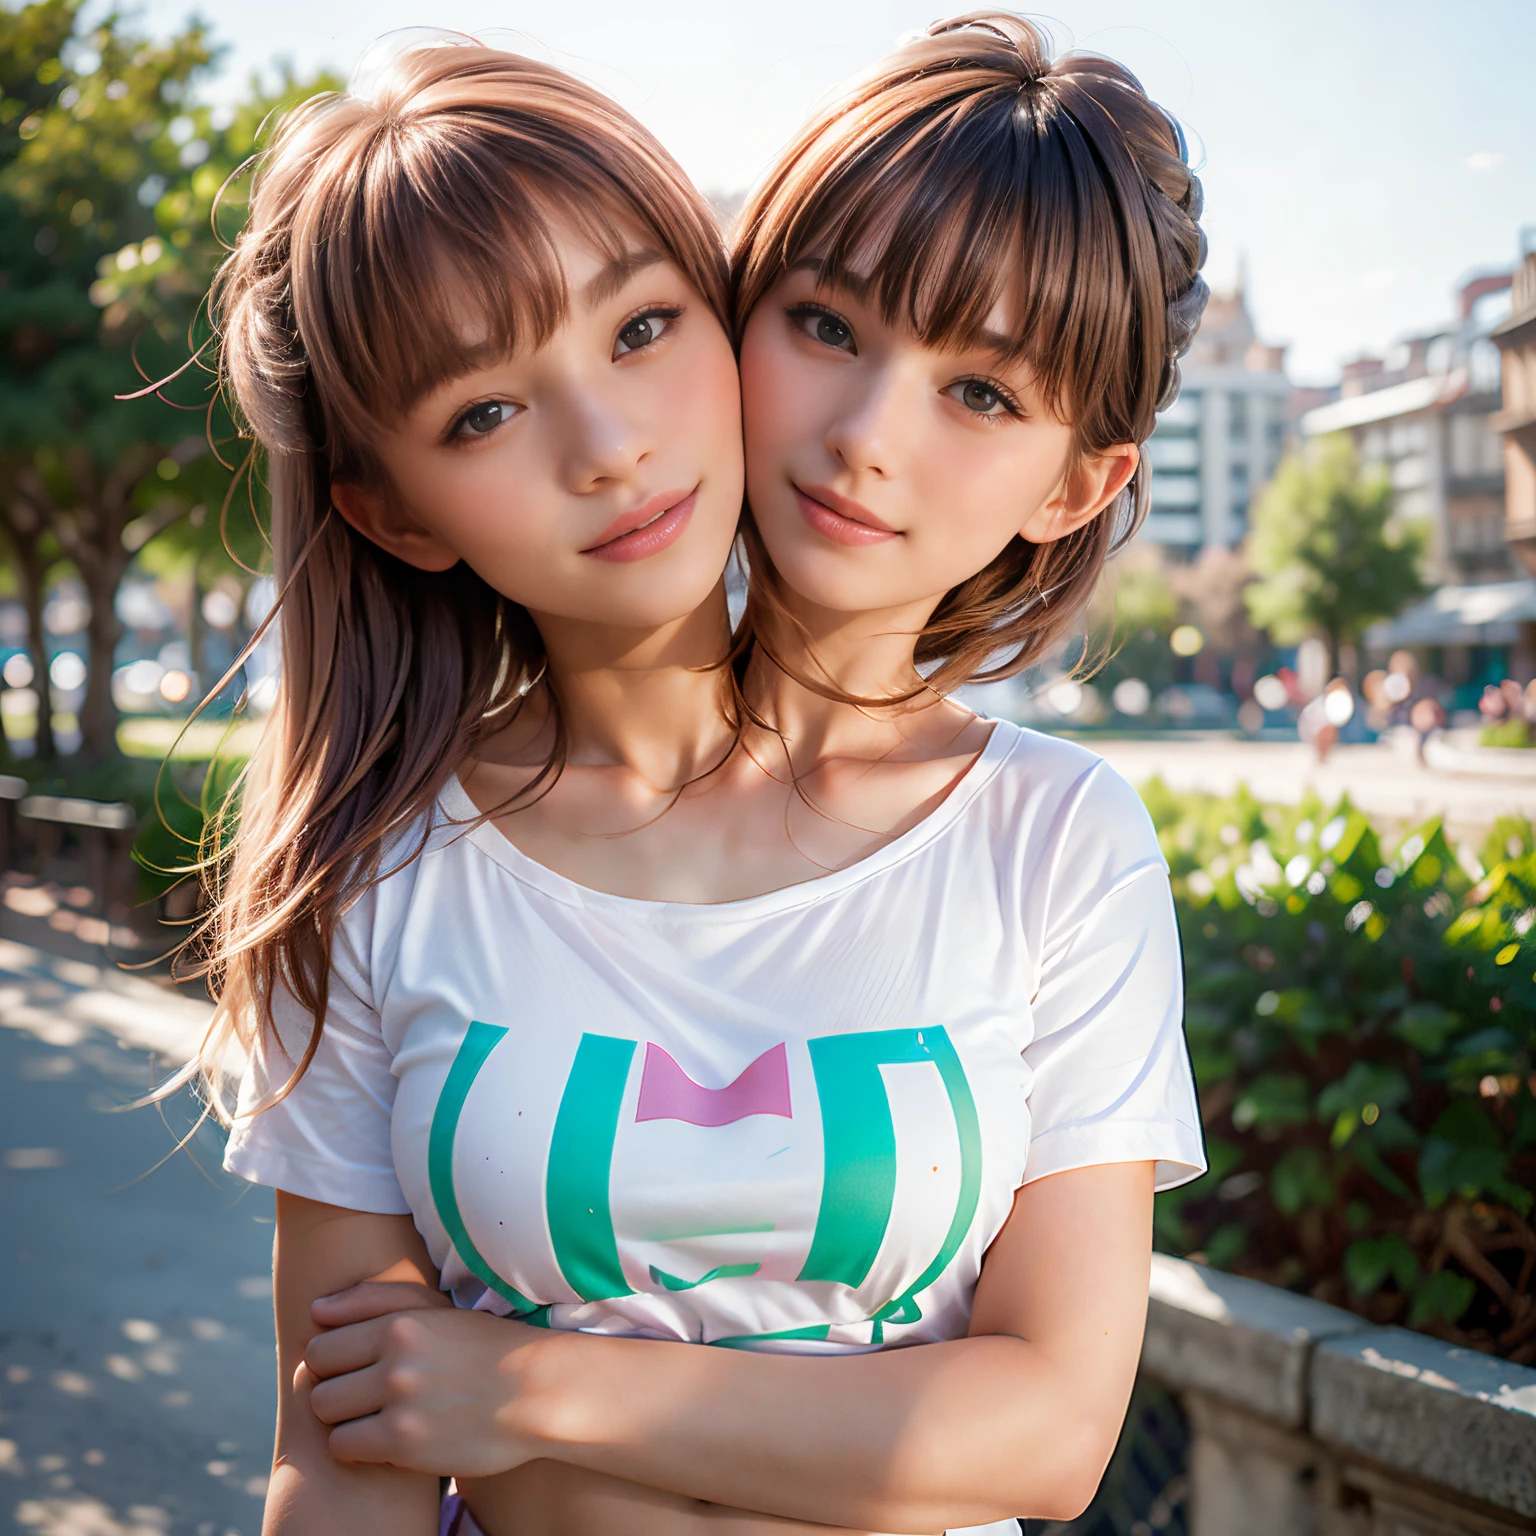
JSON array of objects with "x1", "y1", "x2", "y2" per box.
[
  {"x1": 793, "y1": 486, "x2": 899, "y2": 548},
  {"x1": 582, "y1": 487, "x2": 700, "y2": 563}
]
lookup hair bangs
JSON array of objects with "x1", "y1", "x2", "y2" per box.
[
  {"x1": 293, "y1": 120, "x2": 652, "y2": 465},
  {"x1": 751, "y1": 78, "x2": 1138, "y2": 437}
]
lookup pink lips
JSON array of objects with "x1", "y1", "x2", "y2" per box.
[
  {"x1": 794, "y1": 486, "x2": 899, "y2": 547},
  {"x1": 582, "y1": 488, "x2": 699, "y2": 563}
]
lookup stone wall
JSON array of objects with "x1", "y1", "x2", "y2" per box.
[{"x1": 1140, "y1": 1255, "x2": 1536, "y2": 1535}]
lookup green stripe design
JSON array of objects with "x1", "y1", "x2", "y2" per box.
[
  {"x1": 649, "y1": 1262, "x2": 761, "y2": 1291},
  {"x1": 427, "y1": 1020, "x2": 542, "y2": 1316},
  {"x1": 710, "y1": 1323, "x2": 831, "y2": 1350},
  {"x1": 798, "y1": 1026, "x2": 982, "y2": 1325},
  {"x1": 546, "y1": 1033, "x2": 637, "y2": 1301}
]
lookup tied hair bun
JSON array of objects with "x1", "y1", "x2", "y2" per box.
[
  {"x1": 1157, "y1": 137, "x2": 1210, "y2": 411},
  {"x1": 925, "y1": 11, "x2": 1055, "y2": 88},
  {"x1": 1160, "y1": 265, "x2": 1210, "y2": 411}
]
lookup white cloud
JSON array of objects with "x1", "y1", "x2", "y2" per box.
[{"x1": 1465, "y1": 151, "x2": 1507, "y2": 170}]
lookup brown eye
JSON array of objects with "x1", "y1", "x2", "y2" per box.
[
  {"x1": 614, "y1": 310, "x2": 675, "y2": 356},
  {"x1": 789, "y1": 306, "x2": 856, "y2": 353},
  {"x1": 458, "y1": 401, "x2": 512, "y2": 436},
  {"x1": 814, "y1": 314, "x2": 852, "y2": 349},
  {"x1": 961, "y1": 382, "x2": 1002, "y2": 414}
]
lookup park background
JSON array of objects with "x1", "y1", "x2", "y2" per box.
[{"x1": 0, "y1": 2, "x2": 1534, "y2": 1534}]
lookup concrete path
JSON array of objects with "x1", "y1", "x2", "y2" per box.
[
  {"x1": 0, "y1": 931, "x2": 276, "y2": 1535},
  {"x1": 1083, "y1": 736, "x2": 1536, "y2": 838}
]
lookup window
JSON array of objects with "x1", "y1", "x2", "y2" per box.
[
  {"x1": 1143, "y1": 513, "x2": 1202, "y2": 547},
  {"x1": 1449, "y1": 413, "x2": 1505, "y2": 480},
  {"x1": 1151, "y1": 473, "x2": 1200, "y2": 508},
  {"x1": 1158, "y1": 393, "x2": 1200, "y2": 430},
  {"x1": 1469, "y1": 339, "x2": 1503, "y2": 395},
  {"x1": 1265, "y1": 417, "x2": 1286, "y2": 471},
  {"x1": 1146, "y1": 436, "x2": 1200, "y2": 471}
]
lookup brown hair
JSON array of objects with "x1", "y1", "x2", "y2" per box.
[
  {"x1": 180, "y1": 40, "x2": 729, "y2": 1119},
  {"x1": 732, "y1": 11, "x2": 1208, "y2": 691}
]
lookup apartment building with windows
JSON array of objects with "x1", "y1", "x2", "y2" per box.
[
  {"x1": 1303, "y1": 265, "x2": 1532, "y2": 692},
  {"x1": 1494, "y1": 230, "x2": 1536, "y2": 576},
  {"x1": 1300, "y1": 275, "x2": 1512, "y2": 587},
  {"x1": 1143, "y1": 280, "x2": 1292, "y2": 556}
]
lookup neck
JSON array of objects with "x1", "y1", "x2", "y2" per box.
[
  {"x1": 526, "y1": 582, "x2": 737, "y2": 789},
  {"x1": 744, "y1": 585, "x2": 953, "y2": 766}
]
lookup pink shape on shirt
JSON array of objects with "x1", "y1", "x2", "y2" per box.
[{"x1": 634, "y1": 1041, "x2": 792, "y2": 1126}]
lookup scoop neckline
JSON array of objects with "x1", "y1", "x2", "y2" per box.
[{"x1": 439, "y1": 717, "x2": 1019, "y2": 920}]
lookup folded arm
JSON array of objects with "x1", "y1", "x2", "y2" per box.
[
  {"x1": 308, "y1": 1160, "x2": 1153, "y2": 1531},
  {"x1": 265, "y1": 1191, "x2": 445, "y2": 1535}
]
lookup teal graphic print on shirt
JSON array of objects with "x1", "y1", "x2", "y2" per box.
[{"x1": 427, "y1": 1022, "x2": 983, "y2": 1337}]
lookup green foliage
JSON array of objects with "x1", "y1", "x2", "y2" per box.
[
  {"x1": 132, "y1": 748, "x2": 244, "y2": 899},
  {"x1": 0, "y1": 2, "x2": 333, "y2": 758},
  {"x1": 1244, "y1": 436, "x2": 1428, "y2": 673},
  {"x1": 1481, "y1": 718, "x2": 1535, "y2": 749},
  {"x1": 1150, "y1": 779, "x2": 1536, "y2": 1359}
]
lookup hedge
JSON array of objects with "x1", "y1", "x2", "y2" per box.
[{"x1": 1147, "y1": 779, "x2": 1535, "y2": 1362}]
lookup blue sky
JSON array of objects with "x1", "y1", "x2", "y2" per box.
[{"x1": 125, "y1": 0, "x2": 1535, "y2": 383}]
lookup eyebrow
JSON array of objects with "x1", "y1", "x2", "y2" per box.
[
  {"x1": 423, "y1": 248, "x2": 670, "y2": 402},
  {"x1": 584, "y1": 247, "x2": 666, "y2": 309},
  {"x1": 787, "y1": 257, "x2": 1018, "y2": 361}
]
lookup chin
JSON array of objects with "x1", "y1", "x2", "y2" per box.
[
  {"x1": 606, "y1": 555, "x2": 733, "y2": 631},
  {"x1": 756, "y1": 549, "x2": 889, "y2": 618}
]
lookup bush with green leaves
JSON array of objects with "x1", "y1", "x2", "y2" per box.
[
  {"x1": 1146, "y1": 781, "x2": 1535, "y2": 1361},
  {"x1": 1481, "y1": 719, "x2": 1535, "y2": 749}
]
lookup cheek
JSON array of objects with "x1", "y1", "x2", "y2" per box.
[
  {"x1": 938, "y1": 431, "x2": 1069, "y2": 543},
  {"x1": 739, "y1": 318, "x2": 809, "y2": 471},
  {"x1": 397, "y1": 451, "x2": 550, "y2": 565},
  {"x1": 691, "y1": 331, "x2": 745, "y2": 449}
]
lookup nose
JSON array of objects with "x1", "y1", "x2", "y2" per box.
[
  {"x1": 823, "y1": 364, "x2": 908, "y2": 480},
  {"x1": 559, "y1": 385, "x2": 651, "y2": 494}
]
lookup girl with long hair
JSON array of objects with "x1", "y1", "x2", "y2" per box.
[
  {"x1": 198, "y1": 34, "x2": 748, "y2": 1530},
  {"x1": 212, "y1": 14, "x2": 1209, "y2": 1535}
]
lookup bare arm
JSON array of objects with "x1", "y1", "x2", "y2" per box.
[
  {"x1": 308, "y1": 1161, "x2": 1154, "y2": 1530},
  {"x1": 264, "y1": 1191, "x2": 445, "y2": 1535}
]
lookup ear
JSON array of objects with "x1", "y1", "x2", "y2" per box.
[
  {"x1": 1018, "y1": 443, "x2": 1140, "y2": 545},
  {"x1": 330, "y1": 480, "x2": 461, "y2": 573}
]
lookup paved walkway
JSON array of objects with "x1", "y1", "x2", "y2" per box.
[
  {"x1": 1084, "y1": 735, "x2": 1536, "y2": 838},
  {"x1": 0, "y1": 928, "x2": 276, "y2": 1535}
]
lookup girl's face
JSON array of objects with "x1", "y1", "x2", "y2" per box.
[
  {"x1": 738, "y1": 264, "x2": 1136, "y2": 620},
  {"x1": 333, "y1": 222, "x2": 743, "y2": 636}
]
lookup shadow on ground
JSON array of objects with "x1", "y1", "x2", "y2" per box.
[{"x1": 0, "y1": 931, "x2": 276, "y2": 1535}]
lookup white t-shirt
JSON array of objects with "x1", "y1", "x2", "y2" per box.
[{"x1": 226, "y1": 722, "x2": 1203, "y2": 1521}]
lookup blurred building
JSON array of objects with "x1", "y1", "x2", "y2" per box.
[
  {"x1": 1494, "y1": 229, "x2": 1536, "y2": 575},
  {"x1": 1143, "y1": 274, "x2": 1291, "y2": 556},
  {"x1": 1304, "y1": 266, "x2": 1536, "y2": 695},
  {"x1": 1301, "y1": 272, "x2": 1512, "y2": 587}
]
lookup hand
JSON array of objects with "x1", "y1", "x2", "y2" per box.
[
  {"x1": 312, "y1": 1277, "x2": 456, "y2": 1330},
  {"x1": 303, "y1": 1303, "x2": 551, "y2": 1477}
]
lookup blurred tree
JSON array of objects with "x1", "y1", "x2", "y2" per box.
[
  {"x1": 1244, "y1": 435, "x2": 1427, "y2": 682},
  {"x1": 1166, "y1": 546, "x2": 1263, "y2": 692},
  {"x1": 0, "y1": 0, "x2": 79, "y2": 758},
  {"x1": 1092, "y1": 544, "x2": 1179, "y2": 692},
  {"x1": 0, "y1": 2, "x2": 328, "y2": 762}
]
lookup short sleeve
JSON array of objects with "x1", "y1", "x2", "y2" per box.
[
  {"x1": 1020, "y1": 768, "x2": 1206, "y2": 1194},
  {"x1": 222, "y1": 893, "x2": 410, "y2": 1215}
]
